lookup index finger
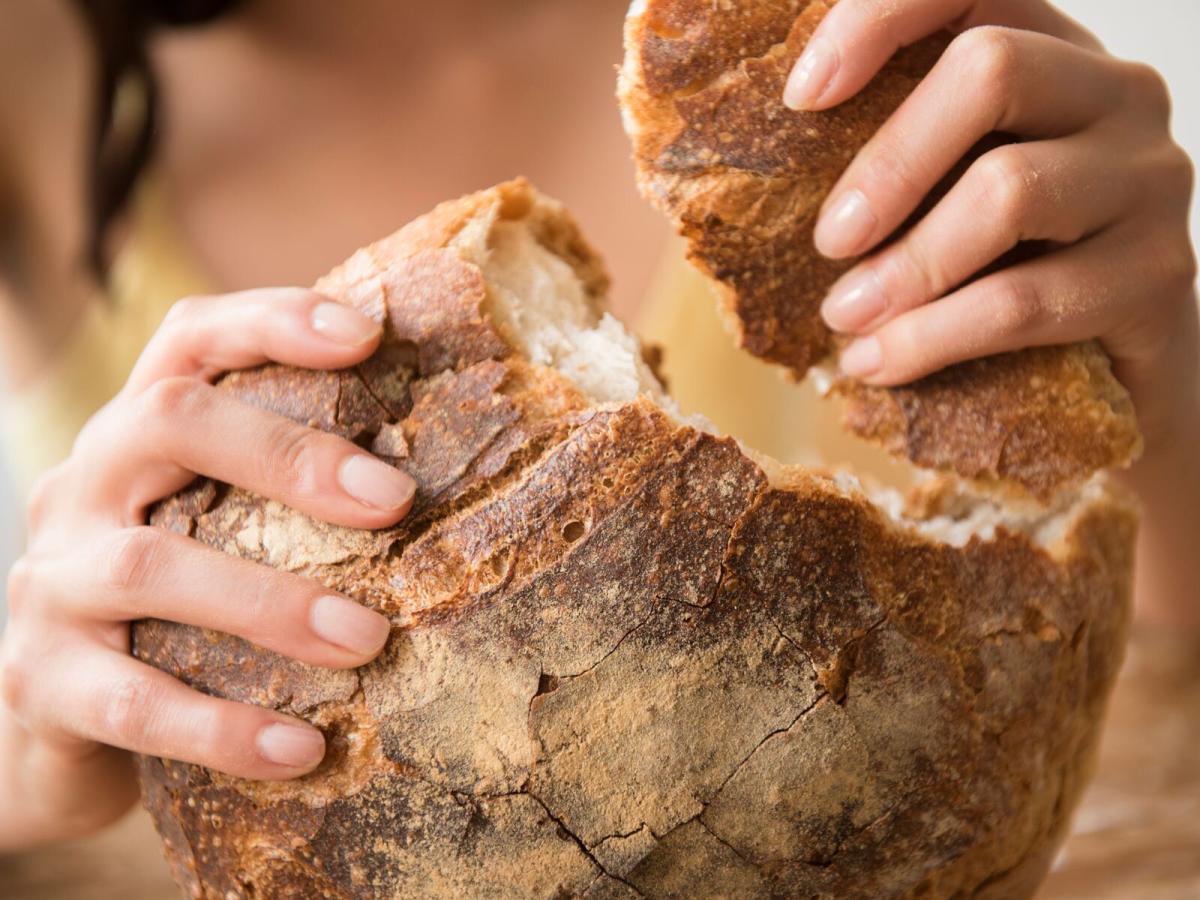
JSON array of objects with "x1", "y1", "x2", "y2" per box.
[
  {"x1": 125, "y1": 288, "x2": 383, "y2": 396},
  {"x1": 783, "y1": 0, "x2": 1101, "y2": 112}
]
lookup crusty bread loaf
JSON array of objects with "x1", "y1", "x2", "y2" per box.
[
  {"x1": 618, "y1": 0, "x2": 1142, "y2": 499},
  {"x1": 134, "y1": 179, "x2": 1137, "y2": 899}
]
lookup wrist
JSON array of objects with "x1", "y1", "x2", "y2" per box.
[
  {"x1": 0, "y1": 706, "x2": 136, "y2": 851},
  {"x1": 1132, "y1": 413, "x2": 1199, "y2": 483},
  {"x1": 1119, "y1": 394, "x2": 1200, "y2": 631},
  {"x1": 1113, "y1": 286, "x2": 1199, "y2": 467}
]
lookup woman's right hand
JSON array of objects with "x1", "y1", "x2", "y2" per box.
[{"x1": 0, "y1": 288, "x2": 416, "y2": 851}]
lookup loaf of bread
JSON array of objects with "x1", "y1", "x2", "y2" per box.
[
  {"x1": 619, "y1": 0, "x2": 1142, "y2": 499},
  {"x1": 134, "y1": 179, "x2": 1137, "y2": 899}
]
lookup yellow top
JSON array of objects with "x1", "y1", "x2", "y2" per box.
[
  {"x1": 1, "y1": 179, "x2": 212, "y2": 492},
  {"x1": 0, "y1": 178, "x2": 893, "y2": 496}
]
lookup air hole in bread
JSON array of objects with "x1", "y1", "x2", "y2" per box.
[
  {"x1": 648, "y1": 18, "x2": 686, "y2": 40},
  {"x1": 488, "y1": 547, "x2": 512, "y2": 580},
  {"x1": 561, "y1": 521, "x2": 586, "y2": 544}
]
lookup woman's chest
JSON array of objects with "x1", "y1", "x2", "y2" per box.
[{"x1": 150, "y1": 5, "x2": 668, "y2": 317}]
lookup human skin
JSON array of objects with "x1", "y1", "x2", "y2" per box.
[
  {"x1": 0, "y1": 0, "x2": 1197, "y2": 852},
  {"x1": 784, "y1": 0, "x2": 1199, "y2": 628},
  {"x1": 0, "y1": 289, "x2": 415, "y2": 849}
]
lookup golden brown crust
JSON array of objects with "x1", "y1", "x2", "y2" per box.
[
  {"x1": 134, "y1": 181, "x2": 1137, "y2": 898},
  {"x1": 620, "y1": 0, "x2": 938, "y2": 371},
  {"x1": 836, "y1": 343, "x2": 1143, "y2": 499},
  {"x1": 620, "y1": 0, "x2": 1141, "y2": 497}
]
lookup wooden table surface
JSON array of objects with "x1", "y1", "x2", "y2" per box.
[{"x1": 2, "y1": 626, "x2": 1197, "y2": 899}]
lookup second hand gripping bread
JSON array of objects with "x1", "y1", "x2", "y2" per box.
[{"x1": 619, "y1": 0, "x2": 1143, "y2": 500}]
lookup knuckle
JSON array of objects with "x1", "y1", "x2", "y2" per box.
[
  {"x1": 1163, "y1": 144, "x2": 1196, "y2": 198},
  {"x1": 140, "y1": 375, "x2": 204, "y2": 422},
  {"x1": 954, "y1": 26, "x2": 1019, "y2": 95},
  {"x1": 1122, "y1": 61, "x2": 1172, "y2": 119},
  {"x1": 857, "y1": 0, "x2": 906, "y2": 45},
  {"x1": 0, "y1": 645, "x2": 29, "y2": 716},
  {"x1": 1131, "y1": 228, "x2": 1198, "y2": 300},
  {"x1": 5, "y1": 557, "x2": 37, "y2": 617},
  {"x1": 265, "y1": 426, "x2": 321, "y2": 498},
  {"x1": 102, "y1": 675, "x2": 163, "y2": 739},
  {"x1": 974, "y1": 147, "x2": 1037, "y2": 229},
  {"x1": 160, "y1": 295, "x2": 206, "y2": 331},
  {"x1": 880, "y1": 318, "x2": 926, "y2": 383},
  {"x1": 861, "y1": 146, "x2": 924, "y2": 205},
  {"x1": 989, "y1": 275, "x2": 1043, "y2": 336},
  {"x1": 71, "y1": 397, "x2": 124, "y2": 458},
  {"x1": 238, "y1": 571, "x2": 282, "y2": 639},
  {"x1": 25, "y1": 465, "x2": 68, "y2": 532},
  {"x1": 1157, "y1": 237, "x2": 1199, "y2": 292},
  {"x1": 1182, "y1": 245, "x2": 1200, "y2": 288},
  {"x1": 893, "y1": 239, "x2": 946, "y2": 301},
  {"x1": 103, "y1": 526, "x2": 165, "y2": 595}
]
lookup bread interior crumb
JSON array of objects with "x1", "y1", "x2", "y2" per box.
[{"x1": 452, "y1": 204, "x2": 1108, "y2": 556}]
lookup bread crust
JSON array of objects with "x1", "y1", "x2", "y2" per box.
[
  {"x1": 134, "y1": 180, "x2": 1136, "y2": 899},
  {"x1": 619, "y1": 0, "x2": 1142, "y2": 498}
]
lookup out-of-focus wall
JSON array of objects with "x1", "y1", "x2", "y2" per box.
[
  {"x1": 1056, "y1": 0, "x2": 1200, "y2": 241},
  {"x1": 1, "y1": 0, "x2": 1198, "y2": 623}
]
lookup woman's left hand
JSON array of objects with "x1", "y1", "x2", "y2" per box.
[{"x1": 784, "y1": 0, "x2": 1198, "y2": 455}]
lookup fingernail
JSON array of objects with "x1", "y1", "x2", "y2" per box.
[
  {"x1": 816, "y1": 189, "x2": 877, "y2": 258},
  {"x1": 338, "y1": 456, "x2": 415, "y2": 511},
  {"x1": 823, "y1": 269, "x2": 885, "y2": 332},
  {"x1": 310, "y1": 302, "x2": 381, "y2": 346},
  {"x1": 840, "y1": 337, "x2": 884, "y2": 378},
  {"x1": 784, "y1": 36, "x2": 838, "y2": 110},
  {"x1": 257, "y1": 723, "x2": 325, "y2": 769},
  {"x1": 310, "y1": 595, "x2": 391, "y2": 656}
]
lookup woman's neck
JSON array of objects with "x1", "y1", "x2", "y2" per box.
[
  {"x1": 239, "y1": 0, "x2": 556, "y2": 59},
  {"x1": 147, "y1": 0, "x2": 666, "y2": 315}
]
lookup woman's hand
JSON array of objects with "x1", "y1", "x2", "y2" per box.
[
  {"x1": 784, "y1": 0, "x2": 1198, "y2": 454},
  {"x1": 0, "y1": 289, "x2": 415, "y2": 850},
  {"x1": 785, "y1": 0, "x2": 1200, "y2": 626}
]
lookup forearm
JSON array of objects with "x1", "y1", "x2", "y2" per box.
[
  {"x1": 0, "y1": 703, "x2": 53, "y2": 851},
  {"x1": 1120, "y1": 284, "x2": 1200, "y2": 630},
  {"x1": 1125, "y1": 408, "x2": 1200, "y2": 631}
]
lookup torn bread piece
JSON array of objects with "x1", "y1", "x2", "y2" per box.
[
  {"x1": 134, "y1": 180, "x2": 1135, "y2": 900},
  {"x1": 619, "y1": 0, "x2": 1142, "y2": 500}
]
